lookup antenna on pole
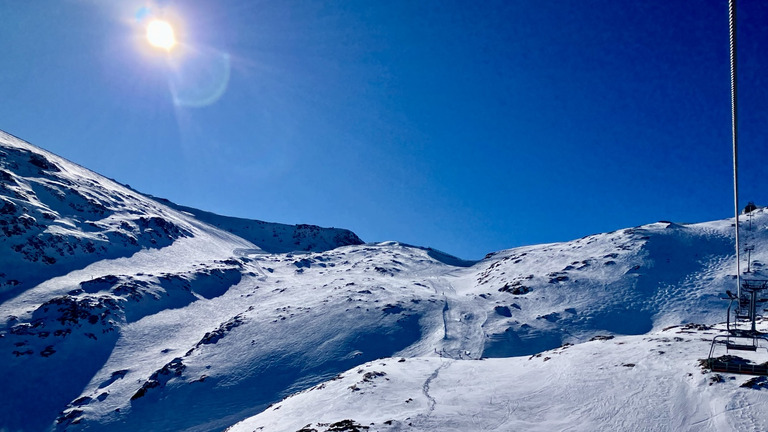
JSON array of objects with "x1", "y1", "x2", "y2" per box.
[{"x1": 729, "y1": 0, "x2": 741, "y2": 305}]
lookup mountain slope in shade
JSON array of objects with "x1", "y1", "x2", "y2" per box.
[{"x1": 1, "y1": 130, "x2": 766, "y2": 432}]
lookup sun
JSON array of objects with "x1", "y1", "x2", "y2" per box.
[{"x1": 146, "y1": 20, "x2": 176, "y2": 51}]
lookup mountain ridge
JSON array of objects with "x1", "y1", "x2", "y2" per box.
[{"x1": 150, "y1": 196, "x2": 364, "y2": 254}]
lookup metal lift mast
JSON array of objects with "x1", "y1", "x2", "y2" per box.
[
  {"x1": 729, "y1": 0, "x2": 741, "y2": 306},
  {"x1": 706, "y1": 0, "x2": 768, "y2": 376}
]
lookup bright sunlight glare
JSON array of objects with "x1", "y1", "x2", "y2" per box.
[{"x1": 146, "y1": 20, "x2": 176, "y2": 51}]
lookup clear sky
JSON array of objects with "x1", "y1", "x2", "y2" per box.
[{"x1": 2, "y1": 0, "x2": 768, "y2": 260}]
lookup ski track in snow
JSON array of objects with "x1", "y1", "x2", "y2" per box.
[
  {"x1": 726, "y1": 391, "x2": 764, "y2": 432},
  {"x1": 433, "y1": 277, "x2": 487, "y2": 360},
  {"x1": 420, "y1": 360, "x2": 450, "y2": 419}
]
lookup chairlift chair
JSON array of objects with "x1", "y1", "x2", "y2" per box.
[{"x1": 707, "y1": 280, "x2": 768, "y2": 376}]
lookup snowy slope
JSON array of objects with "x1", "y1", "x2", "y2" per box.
[
  {"x1": 230, "y1": 322, "x2": 768, "y2": 432},
  {"x1": 2, "y1": 131, "x2": 766, "y2": 432},
  {"x1": 0, "y1": 132, "x2": 367, "y2": 431},
  {"x1": 152, "y1": 198, "x2": 364, "y2": 254},
  {"x1": 0, "y1": 131, "x2": 203, "y2": 301},
  {"x1": 43, "y1": 220, "x2": 765, "y2": 432},
  {"x1": 222, "y1": 217, "x2": 768, "y2": 432}
]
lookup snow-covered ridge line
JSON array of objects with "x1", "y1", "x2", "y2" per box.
[
  {"x1": 151, "y1": 195, "x2": 364, "y2": 254},
  {"x1": 0, "y1": 131, "x2": 364, "y2": 297}
]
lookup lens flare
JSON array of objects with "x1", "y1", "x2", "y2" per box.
[
  {"x1": 146, "y1": 20, "x2": 176, "y2": 51},
  {"x1": 167, "y1": 48, "x2": 231, "y2": 108}
]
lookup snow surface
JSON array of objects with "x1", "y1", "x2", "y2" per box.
[
  {"x1": 2, "y1": 131, "x2": 767, "y2": 432},
  {"x1": 230, "y1": 323, "x2": 768, "y2": 432}
]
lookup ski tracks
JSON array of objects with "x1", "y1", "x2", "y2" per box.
[
  {"x1": 690, "y1": 384, "x2": 766, "y2": 432},
  {"x1": 423, "y1": 361, "x2": 450, "y2": 415},
  {"x1": 723, "y1": 391, "x2": 765, "y2": 432},
  {"x1": 427, "y1": 276, "x2": 488, "y2": 360},
  {"x1": 409, "y1": 359, "x2": 452, "y2": 429}
]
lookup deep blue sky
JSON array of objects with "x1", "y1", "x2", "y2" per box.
[{"x1": 3, "y1": 0, "x2": 768, "y2": 260}]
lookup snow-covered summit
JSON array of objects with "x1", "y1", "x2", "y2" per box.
[
  {"x1": 1, "y1": 131, "x2": 765, "y2": 431},
  {"x1": 153, "y1": 197, "x2": 363, "y2": 254}
]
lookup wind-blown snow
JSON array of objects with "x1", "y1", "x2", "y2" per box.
[{"x1": 1, "y1": 130, "x2": 766, "y2": 432}]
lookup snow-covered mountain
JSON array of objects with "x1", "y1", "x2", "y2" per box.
[{"x1": 1, "y1": 131, "x2": 766, "y2": 432}]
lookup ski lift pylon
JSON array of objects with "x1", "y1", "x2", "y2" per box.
[{"x1": 705, "y1": 0, "x2": 768, "y2": 376}]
